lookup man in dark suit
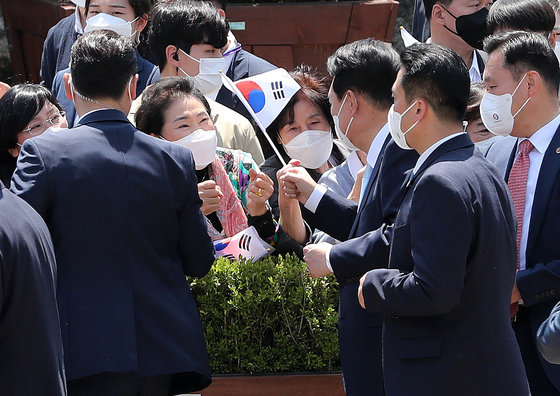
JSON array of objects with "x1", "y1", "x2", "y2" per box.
[
  {"x1": 0, "y1": 181, "x2": 66, "y2": 395},
  {"x1": 40, "y1": 2, "x2": 85, "y2": 90},
  {"x1": 278, "y1": 39, "x2": 417, "y2": 395},
  {"x1": 11, "y1": 30, "x2": 215, "y2": 395},
  {"x1": 480, "y1": 31, "x2": 560, "y2": 395},
  {"x1": 358, "y1": 43, "x2": 529, "y2": 395}
]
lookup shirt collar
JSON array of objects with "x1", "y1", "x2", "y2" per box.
[
  {"x1": 366, "y1": 123, "x2": 390, "y2": 168},
  {"x1": 413, "y1": 132, "x2": 465, "y2": 175},
  {"x1": 346, "y1": 150, "x2": 364, "y2": 181},
  {"x1": 520, "y1": 112, "x2": 560, "y2": 155},
  {"x1": 74, "y1": 7, "x2": 84, "y2": 35},
  {"x1": 469, "y1": 50, "x2": 482, "y2": 83},
  {"x1": 76, "y1": 108, "x2": 114, "y2": 125},
  {"x1": 222, "y1": 31, "x2": 241, "y2": 73}
]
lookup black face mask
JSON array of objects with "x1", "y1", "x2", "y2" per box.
[{"x1": 441, "y1": 6, "x2": 489, "y2": 50}]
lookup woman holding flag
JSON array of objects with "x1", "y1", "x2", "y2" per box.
[
  {"x1": 135, "y1": 76, "x2": 302, "y2": 256},
  {"x1": 260, "y1": 66, "x2": 348, "y2": 220}
]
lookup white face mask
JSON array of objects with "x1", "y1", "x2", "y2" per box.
[
  {"x1": 282, "y1": 129, "x2": 333, "y2": 169},
  {"x1": 84, "y1": 13, "x2": 139, "y2": 39},
  {"x1": 387, "y1": 101, "x2": 418, "y2": 150},
  {"x1": 480, "y1": 73, "x2": 530, "y2": 137},
  {"x1": 333, "y1": 93, "x2": 359, "y2": 151},
  {"x1": 178, "y1": 49, "x2": 226, "y2": 96},
  {"x1": 172, "y1": 129, "x2": 217, "y2": 170}
]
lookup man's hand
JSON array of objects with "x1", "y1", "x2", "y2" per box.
[
  {"x1": 277, "y1": 159, "x2": 318, "y2": 205},
  {"x1": 247, "y1": 168, "x2": 273, "y2": 216},
  {"x1": 198, "y1": 180, "x2": 223, "y2": 215},
  {"x1": 303, "y1": 242, "x2": 333, "y2": 278},
  {"x1": 511, "y1": 282, "x2": 522, "y2": 305},
  {"x1": 358, "y1": 273, "x2": 367, "y2": 309}
]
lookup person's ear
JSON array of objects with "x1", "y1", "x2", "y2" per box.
[
  {"x1": 63, "y1": 73, "x2": 73, "y2": 101},
  {"x1": 217, "y1": 8, "x2": 226, "y2": 18},
  {"x1": 136, "y1": 14, "x2": 148, "y2": 33},
  {"x1": 130, "y1": 74, "x2": 139, "y2": 101},
  {"x1": 166, "y1": 45, "x2": 181, "y2": 68},
  {"x1": 415, "y1": 98, "x2": 428, "y2": 121},
  {"x1": 7, "y1": 147, "x2": 19, "y2": 158},
  {"x1": 549, "y1": 31, "x2": 557, "y2": 48},
  {"x1": 346, "y1": 90, "x2": 359, "y2": 117},
  {"x1": 432, "y1": 3, "x2": 446, "y2": 27},
  {"x1": 526, "y1": 70, "x2": 541, "y2": 98}
]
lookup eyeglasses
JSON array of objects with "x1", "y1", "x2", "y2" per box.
[{"x1": 21, "y1": 111, "x2": 66, "y2": 136}]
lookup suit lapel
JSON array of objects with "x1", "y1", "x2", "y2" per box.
[{"x1": 526, "y1": 125, "x2": 560, "y2": 261}]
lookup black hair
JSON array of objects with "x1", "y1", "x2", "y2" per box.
[
  {"x1": 148, "y1": 0, "x2": 228, "y2": 68},
  {"x1": 423, "y1": 0, "x2": 452, "y2": 21},
  {"x1": 484, "y1": 31, "x2": 560, "y2": 95},
  {"x1": 327, "y1": 38, "x2": 399, "y2": 111},
  {"x1": 135, "y1": 76, "x2": 211, "y2": 136},
  {"x1": 400, "y1": 43, "x2": 470, "y2": 123},
  {"x1": 465, "y1": 81, "x2": 485, "y2": 123},
  {"x1": 70, "y1": 30, "x2": 137, "y2": 100},
  {"x1": 487, "y1": 0, "x2": 555, "y2": 34},
  {"x1": 266, "y1": 65, "x2": 334, "y2": 157},
  {"x1": 0, "y1": 84, "x2": 64, "y2": 186}
]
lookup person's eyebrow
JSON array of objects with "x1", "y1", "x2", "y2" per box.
[{"x1": 173, "y1": 115, "x2": 190, "y2": 123}]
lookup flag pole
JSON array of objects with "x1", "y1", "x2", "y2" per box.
[{"x1": 220, "y1": 71, "x2": 287, "y2": 166}]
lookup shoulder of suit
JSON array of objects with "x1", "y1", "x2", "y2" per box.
[
  {"x1": 47, "y1": 14, "x2": 75, "y2": 38},
  {"x1": 208, "y1": 98, "x2": 253, "y2": 127}
]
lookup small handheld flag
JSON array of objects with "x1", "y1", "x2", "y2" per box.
[
  {"x1": 221, "y1": 69, "x2": 301, "y2": 166},
  {"x1": 400, "y1": 26, "x2": 420, "y2": 47},
  {"x1": 214, "y1": 226, "x2": 275, "y2": 261}
]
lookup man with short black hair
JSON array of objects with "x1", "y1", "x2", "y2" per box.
[
  {"x1": 358, "y1": 43, "x2": 529, "y2": 396},
  {"x1": 11, "y1": 30, "x2": 215, "y2": 395},
  {"x1": 481, "y1": 30, "x2": 560, "y2": 395},
  {"x1": 487, "y1": 0, "x2": 556, "y2": 39},
  {"x1": 139, "y1": 0, "x2": 265, "y2": 164},
  {"x1": 278, "y1": 38, "x2": 417, "y2": 395}
]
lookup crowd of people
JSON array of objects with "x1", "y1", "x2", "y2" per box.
[{"x1": 2, "y1": 0, "x2": 560, "y2": 395}]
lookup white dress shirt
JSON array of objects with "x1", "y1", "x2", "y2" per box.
[
  {"x1": 304, "y1": 124, "x2": 390, "y2": 213},
  {"x1": 469, "y1": 50, "x2": 482, "y2": 83},
  {"x1": 516, "y1": 113, "x2": 560, "y2": 270}
]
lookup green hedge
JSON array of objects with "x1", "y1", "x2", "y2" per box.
[{"x1": 190, "y1": 254, "x2": 340, "y2": 374}]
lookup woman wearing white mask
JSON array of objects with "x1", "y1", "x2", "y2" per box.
[
  {"x1": 135, "y1": 77, "x2": 287, "y2": 246},
  {"x1": 261, "y1": 66, "x2": 348, "y2": 220}
]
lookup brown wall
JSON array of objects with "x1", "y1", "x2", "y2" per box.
[{"x1": 0, "y1": 0, "x2": 398, "y2": 84}]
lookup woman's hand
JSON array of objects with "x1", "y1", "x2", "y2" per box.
[
  {"x1": 198, "y1": 180, "x2": 223, "y2": 215},
  {"x1": 247, "y1": 168, "x2": 273, "y2": 216}
]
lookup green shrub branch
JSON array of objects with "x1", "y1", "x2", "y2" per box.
[{"x1": 190, "y1": 254, "x2": 340, "y2": 374}]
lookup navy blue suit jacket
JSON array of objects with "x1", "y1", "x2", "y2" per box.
[
  {"x1": 0, "y1": 182, "x2": 66, "y2": 395},
  {"x1": 303, "y1": 137, "x2": 418, "y2": 396},
  {"x1": 483, "y1": 129, "x2": 560, "y2": 390},
  {"x1": 51, "y1": 54, "x2": 159, "y2": 128},
  {"x1": 10, "y1": 109, "x2": 215, "y2": 393},
  {"x1": 362, "y1": 134, "x2": 528, "y2": 395},
  {"x1": 215, "y1": 49, "x2": 276, "y2": 160},
  {"x1": 40, "y1": 14, "x2": 77, "y2": 90}
]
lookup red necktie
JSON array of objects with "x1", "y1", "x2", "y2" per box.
[{"x1": 507, "y1": 139, "x2": 534, "y2": 317}]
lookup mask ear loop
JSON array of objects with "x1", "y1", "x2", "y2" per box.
[{"x1": 511, "y1": 73, "x2": 531, "y2": 118}]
